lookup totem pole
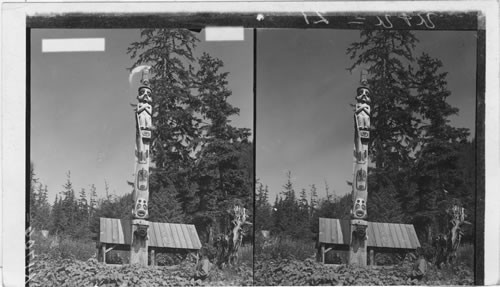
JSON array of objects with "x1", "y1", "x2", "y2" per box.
[
  {"x1": 130, "y1": 66, "x2": 153, "y2": 265},
  {"x1": 349, "y1": 70, "x2": 371, "y2": 266}
]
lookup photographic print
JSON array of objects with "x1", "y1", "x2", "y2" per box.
[
  {"x1": 1, "y1": 2, "x2": 498, "y2": 286},
  {"x1": 255, "y1": 14, "x2": 483, "y2": 285},
  {"x1": 28, "y1": 27, "x2": 254, "y2": 285}
]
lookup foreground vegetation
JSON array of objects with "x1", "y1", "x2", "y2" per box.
[
  {"x1": 29, "y1": 231, "x2": 253, "y2": 286},
  {"x1": 254, "y1": 234, "x2": 474, "y2": 286},
  {"x1": 29, "y1": 254, "x2": 252, "y2": 287},
  {"x1": 254, "y1": 257, "x2": 473, "y2": 286}
]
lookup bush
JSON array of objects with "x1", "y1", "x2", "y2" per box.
[
  {"x1": 375, "y1": 252, "x2": 403, "y2": 266},
  {"x1": 155, "y1": 252, "x2": 189, "y2": 266},
  {"x1": 29, "y1": 253, "x2": 253, "y2": 286},
  {"x1": 33, "y1": 232, "x2": 96, "y2": 261},
  {"x1": 56, "y1": 238, "x2": 96, "y2": 261},
  {"x1": 29, "y1": 255, "x2": 198, "y2": 287},
  {"x1": 238, "y1": 244, "x2": 253, "y2": 265},
  {"x1": 256, "y1": 235, "x2": 316, "y2": 261},
  {"x1": 455, "y1": 243, "x2": 473, "y2": 268},
  {"x1": 106, "y1": 251, "x2": 124, "y2": 264},
  {"x1": 255, "y1": 258, "x2": 412, "y2": 286}
]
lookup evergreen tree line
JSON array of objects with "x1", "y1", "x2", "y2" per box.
[
  {"x1": 30, "y1": 29, "x2": 253, "y2": 246},
  {"x1": 256, "y1": 30, "x2": 476, "y2": 245},
  {"x1": 29, "y1": 165, "x2": 124, "y2": 239}
]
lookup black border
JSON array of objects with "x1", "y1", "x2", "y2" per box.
[
  {"x1": 475, "y1": 27, "x2": 485, "y2": 286},
  {"x1": 252, "y1": 27, "x2": 257, "y2": 285},
  {"x1": 25, "y1": 26, "x2": 31, "y2": 287},
  {"x1": 27, "y1": 12, "x2": 477, "y2": 31},
  {"x1": 26, "y1": 11, "x2": 486, "y2": 285}
]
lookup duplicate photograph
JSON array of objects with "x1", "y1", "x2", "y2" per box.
[
  {"x1": 29, "y1": 28, "x2": 254, "y2": 286},
  {"x1": 255, "y1": 18, "x2": 481, "y2": 285}
]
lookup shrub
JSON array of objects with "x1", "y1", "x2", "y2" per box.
[
  {"x1": 256, "y1": 235, "x2": 316, "y2": 261},
  {"x1": 29, "y1": 253, "x2": 253, "y2": 286},
  {"x1": 238, "y1": 244, "x2": 253, "y2": 265},
  {"x1": 33, "y1": 232, "x2": 96, "y2": 261},
  {"x1": 29, "y1": 255, "x2": 198, "y2": 287},
  {"x1": 455, "y1": 243, "x2": 474, "y2": 268},
  {"x1": 375, "y1": 252, "x2": 402, "y2": 266},
  {"x1": 106, "y1": 251, "x2": 124, "y2": 264},
  {"x1": 155, "y1": 252, "x2": 188, "y2": 266}
]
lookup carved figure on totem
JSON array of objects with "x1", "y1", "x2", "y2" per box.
[
  {"x1": 353, "y1": 197, "x2": 367, "y2": 219},
  {"x1": 136, "y1": 149, "x2": 148, "y2": 164},
  {"x1": 356, "y1": 86, "x2": 371, "y2": 103},
  {"x1": 355, "y1": 86, "x2": 371, "y2": 130},
  {"x1": 355, "y1": 168, "x2": 367, "y2": 191},
  {"x1": 354, "y1": 149, "x2": 368, "y2": 163},
  {"x1": 353, "y1": 224, "x2": 367, "y2": 239},
  {"x1": 355, "y1": 102, "x2": 371, "y2": 130},
  {"x1": 134, "y1": 197, "x2": 148, "y2": 219},
  {"x1": 137, "y1": 86, "x2": 152, "y2": 130},
  {"x1": 136, "y1": 168, "x2": 149, "y2": 191}
]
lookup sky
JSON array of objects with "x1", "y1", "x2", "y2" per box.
[
  {"x1": 31, "y1": 28, "x2": 253, "y2": 202},
  {"x1": 256, "y1": 29, "x2": 477, "y2": 203}
]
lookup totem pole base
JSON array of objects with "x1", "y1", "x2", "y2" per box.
[
  {"x1": 349, "y1": 219, "x2": 368, "y2": 267},
  {"x1": 130, "y1": 219, "x2": 149, "y2": 266}
]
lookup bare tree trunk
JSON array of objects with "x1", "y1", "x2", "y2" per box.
[{"x1": 216, "y1": 205, "x2": 251, "y2": 268}]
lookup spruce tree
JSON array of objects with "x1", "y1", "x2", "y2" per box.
[
  {"x1": 347, "y1": 30, "x2": 472, "y2": 242},
  {"x1": 128, "y1": 29, "x2": 253, "y2": 246},
  {"x1": 255, "y1": 183, "x2": 272, "y2": 231}
]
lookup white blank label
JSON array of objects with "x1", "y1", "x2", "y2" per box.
[{"x1": 42, "y1": 38, "x2": 105, "y2": 53}]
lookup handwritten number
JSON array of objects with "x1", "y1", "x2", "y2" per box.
[
  {"x1": 375, "y1": 15, "x2": 393, "y2": 29},
  {"x1": 313, "y1": 12, "x2": 329, "y2": 24},
  {"x1": 302, "y1": 12, "x2": 310, "y2": 25},
  {"x1": 416, "y1": 13, "x2": 435, "y2": 29},
  {"x1": 302, "y1": 11, "x2": 329, "y2": 25},
  {"x1": 398, "y1": 13, "x2": 412, "y2": 27}
]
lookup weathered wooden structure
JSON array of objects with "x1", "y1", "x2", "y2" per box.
[
  {"x1": 317, "y1": 218, "x2": 420, "y2": 265},
  {"x1": 98, "y1": 218, "x2": 202, "y2": 265}
]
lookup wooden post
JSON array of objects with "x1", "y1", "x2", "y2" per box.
[
  {"x1": 150, "y1": 249, "x2": 155, "y2": 266},
  {"x1": 102, "y1": 244, "x2": 106, "y2": 264},
  {"x1": 349, "y1": 220, "x2": 368, "y2": 266},
  {"x1": 321, "y1": 244, "x2": 325, "y2": 264},
  {"x1": 369, "y1": 249, "x2": 375, "y2": 267},
  {"x1": 130, "y1": 219, "x2": 149, "y2": 265}
]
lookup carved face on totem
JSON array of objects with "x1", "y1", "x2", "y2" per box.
[
  {"x1": 138, "y1": 87, "x2": 152, "y2": 103},
  {"x1": 355, "y1": 168, "x2": 367, "y2": 191},
  {"x1": 134, "y1": 198, "x2": 148, "y2": 218},
  {"x1": 356, "y1": 87, "x2": 371, "y2": 103},
  {"x1": 136, "y1": 168, "x2": 149, "y2": 191},
  {"x1": 353, "y1": 197, "x2": 367, "y2": 219}
]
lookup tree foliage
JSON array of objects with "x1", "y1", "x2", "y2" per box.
[
  {"x1": 127, "y1": 29, "x2": 253, "y2": 246},
  {"x1": 346, "y1": 29, "x2": 473, "y2": 243}
]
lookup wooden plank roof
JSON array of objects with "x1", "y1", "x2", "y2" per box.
[
  {"x1": 318, "y1": 218, "x2": 420, "y2": 249},
  {"x1": 99, "y1": 218, "x2": 202, "y2": 250}
]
